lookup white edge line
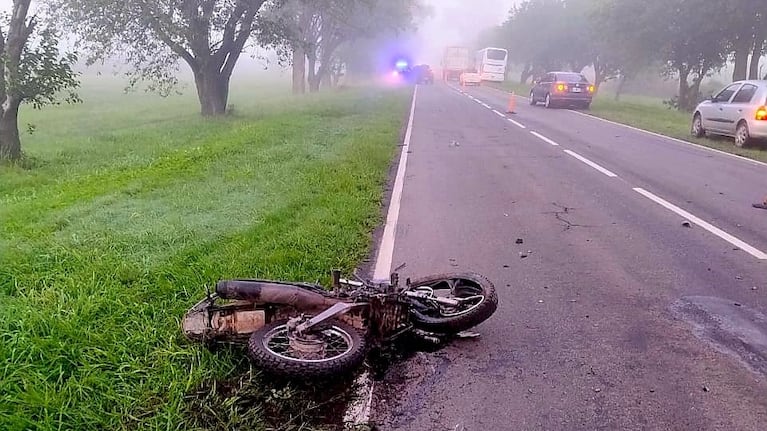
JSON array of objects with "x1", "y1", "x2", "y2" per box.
[
  {"x1": 342, "y1": 371, "x2": 375, "y2": 425},
  {"x1": 563, "y1": 149, "x2": 618, "y2": 178},
  {"x1": 373, "y1": 86, "x2": 417, "y2": 280},
  {"x1": 568, "y1": 109, "x2": 767, "y2": 168},
  {"x1": 492, "y1": 109, "x2": 506, "y2": 118},
  {"x1": 480, "y1": 102, "x2": 492, "y2": 109},
  {"x1": 633, "y1": 188, "x2": 767, "y2": 260},
  {"x1": 507, "y1": 118, "x2": 527, "y2": 129},
  {"x1": 530, "y1": 131, "x2": 560, "y2": 146}
]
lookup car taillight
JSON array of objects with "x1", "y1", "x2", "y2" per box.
[
  {"x1": 556, "y1": 83, "x2": 568, "y2": 92},
  {"x1": 588, "y1": 85, "x2": 595, "y2": 93},
  {"x1": 757, "y1": 106, "x2": 767, "y2": 120}
]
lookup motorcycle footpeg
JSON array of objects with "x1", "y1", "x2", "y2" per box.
[{"x1": 455, "y1": 331, "x2": 481, "y2": 339}]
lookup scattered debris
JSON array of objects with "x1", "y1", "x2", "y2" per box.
[
  {"x1": 519, "y1": 252, "x2": 529, "y2": 259},
  {"x1": 702, "y1": 386, "x2": 710, "y2": 392},
  {"x1": 753, "y1": 203, "x2": 767, "y2": 210},
  {"x1": 649, "y1": 389, "x2": 655, "y2": 393},
  {"x1": 682, "y1": 220, "x2": 692, "y2": 228},
  {"x1": 515, "y1": 238, "x2": 524, "y2": 244},
  {"x1": 734, "y1": 302, "x2": 742, "y2": 307},
  {"x1": 537, "y1": 300, "x2": 544, "y2": 303},
  {"x1": 503, "y1": 265, "x2": 510, "y2": 268},
  {"x1": 752, "y1": 286, "x2": 758, "y2": 291},
  {"x1": 594, "y1": 388, "x2": 601, "y2": 393},
  {"x1": 504, "y1": 213, "x2": 509, "y2": 217},
  {"x1": 449, "y1": 140, "x2": 461, "y2": 148},
  {"x1": 736, "y1": 275, "x2": 743, "y2": 280},
  {"x1": 569, "y1": 300, "x2": 577, "y2": 303}
]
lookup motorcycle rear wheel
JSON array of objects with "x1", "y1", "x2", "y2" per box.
[
  {"x1": 409, "y1": 272, "x2": 498, "y2": 334},
  {"x1": 247, "y1": 319, "x2": 367, "y2": 379}
]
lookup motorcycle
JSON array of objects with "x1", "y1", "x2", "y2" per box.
[{"x1": 182, "y1": 270, "x2": 497, "y2": 379}]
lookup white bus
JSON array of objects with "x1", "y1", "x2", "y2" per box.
[{"x1": 475, "y1": 47, "x2": 508, "y2": 82}]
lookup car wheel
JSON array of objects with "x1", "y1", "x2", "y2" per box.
[
  {"x1": 734, "y1": 121, "x2": 752, "y2": 147},
  {"x1": 544, "y1": 94, "x2": 554, "y2": 109},
  {"x1": 529, "y1": 91, "x2": 537, "y2": 106},
  {"x1": 691, "y1": 113, "x2": 706, "y2": 138}
]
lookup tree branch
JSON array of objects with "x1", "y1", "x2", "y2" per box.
[{"x1": 137, "y1": 0, "x2": 198, "y2": 68}]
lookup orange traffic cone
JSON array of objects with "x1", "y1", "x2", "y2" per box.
[{"x1": 506, "y1": 92, "x2": 517, "y2": 114}]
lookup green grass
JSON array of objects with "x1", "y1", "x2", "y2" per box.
[
  {"x1": 0, "y1": 76, "x2": 409, "y2": 430},
  {"x1": 495, "y1": 80, "x2": 767, "y2": 163}
]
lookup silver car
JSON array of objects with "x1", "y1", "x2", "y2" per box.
[{"x1": 692, "y1": 80, "x2": 767, "y2": 147}]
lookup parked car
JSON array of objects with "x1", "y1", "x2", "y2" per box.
[
  {"x1": 413, "y1": 64, "x2": 435, "y2": 84},
  {"x1": 460, "y1": 71, "x2": 482, "y2": 86},
  {"x1": 692, "y1": 80, "x2": 767, "y2": 147},
  {"x1": 530, "y1": 72, "x2": 595, "y2": 109}
]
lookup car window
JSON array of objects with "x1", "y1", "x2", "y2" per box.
[
  {"x1": 714, "y1": 84, "x2": 741, "y2": 103},
  {"x1": 732, "y1": 84, "x2": 758, "y2": 103},
  {"x1": 558, "y1": 73, "x2": 588, "y2": 83}
]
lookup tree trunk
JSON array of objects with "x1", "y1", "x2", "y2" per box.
[
  {"x1": 292, "y1": 46, "x2": 306, "y2": 95},
  {"x1": 0, "y1": 101, "x2": 21, "y2": 161},
  {"x1": 749, "y1": 34, "x2": 765, "y2": 80},
  {"x1": 321, "y1": 70, "x2": 332, "y2": 90},
  {"x1": 193, "y1": 68, "x2": 229, "y2": 116},
  {"x1": 614, "y1": 74, "x2": 627, "y2": 101},
  {"x1": 732, "y1": 38, "x2": 751, "y2": 81},
  {"x1": 520, "y1": 63, "x2": 533, "y2": 84},
  {"x1": 307, "y1": 55, "x2": 319, "y2": 93},
  {"x1": 677, "y1": 66, "x2": 691, "y2": 111}
]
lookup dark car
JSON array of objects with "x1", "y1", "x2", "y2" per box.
[
  {"x1": 530, "y1": 71, "x2": 595, "y2": 109},
  {"x1": 413, "y1": 64, "x2": 435, "y2": 85}
]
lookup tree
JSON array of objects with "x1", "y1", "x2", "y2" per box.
[
  {"x1": 52, "y1": 0, "x2": 269, "y2": 116},
  {"x1": 258, "y1": 0, "x2": 420, "y2": 93},
  {"x1": 0, "y1": 0, "x2": 80, "y2": 162}
]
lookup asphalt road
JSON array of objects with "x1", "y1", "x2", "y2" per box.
[{"x1": 369, "y1": 82, "x2": 767, "y2": 430}]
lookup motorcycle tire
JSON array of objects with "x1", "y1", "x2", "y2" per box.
[
  {"x1": 409, "y1": 272, "x2": 498, "y2": 334},
  {"x1": 247, "y1": 319, "x2": 367, "y2": 379}
]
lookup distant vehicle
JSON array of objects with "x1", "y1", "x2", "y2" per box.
[
  {"x1": 475, "y1": 47, "x2": 508, "y2": 82},
  {"x1": 442, "y1": 46, "x2": 471, "y2": 81},
  {"x1": 529, "y1": 72, "x2": 595, "y2": 109},
  {"x1": 460, "y1": 72, "x2": 482, "y2": 86},
  {"x1": 413, "y1": 65, "x2": 435, "y2": 84},
  {"x1": 692, "y1": 80, "x2": 767, "y2": 147}
]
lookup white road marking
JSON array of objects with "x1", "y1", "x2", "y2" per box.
[
  {"x1": 530, "y1": 131, "x2": 560, "y2": 146},
  {"x1": 480, "y1": 102, "x2": 492, "y2": 109},
  {"x1": 568, "y1": 109, "x2": 767, "y2": 168},
  {"x1": 507, "y1": 118, "x2": 527, "y2": 129},
  {"x1": 563, "y1": 150, "x2": 618, "y2": 178},
  {"x1": 492, "y1": 109, "x2": 506, "y2": 118},
  {"x1": 633, "y1": 188, "x2": 767, "y2": 260},
  {"x1": 342, "y1": 371, "x2": 375, "y2": 426},
  {"x1": 373, "y1": 86, "x2": 417, "y2": 280}
]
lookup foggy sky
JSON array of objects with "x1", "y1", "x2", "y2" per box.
[{"x1": 412, "y1": 0, "x2": 518, "y2": 65}]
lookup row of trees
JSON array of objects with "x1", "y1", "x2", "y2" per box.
[
  {"x1": 0, "y1": 0, "x2": 421, "y2": 161},
  {"x1": 480, "y1": 0, "x2": 767, "y2": 111}
]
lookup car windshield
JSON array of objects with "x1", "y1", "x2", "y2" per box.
[{"x1": 557, "y1": 73, "x2": 589, "y2": 83}]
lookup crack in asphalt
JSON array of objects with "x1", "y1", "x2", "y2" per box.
[{"x1": 546, "y1": 202, "x2": 592, "y2": 231}]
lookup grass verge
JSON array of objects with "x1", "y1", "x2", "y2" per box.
[
  {"x1": 494, "y1": 80, "x2": 767, "y2": 163},
  {"x1": 0, "y1": 78, "x2": 410, "y2": 430}
]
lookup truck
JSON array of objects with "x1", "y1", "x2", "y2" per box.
[{"x1": 441, "y1": 46, "x2": 471, "y2": 81}]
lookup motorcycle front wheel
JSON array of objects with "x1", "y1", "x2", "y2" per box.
[
  {"x1": 408, "y1": 272, "x2": 498, "y2": 334},
  {"x1": 247, "y1": 319, "x2": 367, "y2": 379}
]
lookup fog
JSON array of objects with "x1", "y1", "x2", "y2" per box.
[{"x1": 410, "y1": 0, "x2": 518, "y2": 65}]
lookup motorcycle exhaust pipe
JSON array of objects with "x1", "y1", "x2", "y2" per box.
[{"x1": 216, "y1": 280, "x2": 339, "y2": 308}]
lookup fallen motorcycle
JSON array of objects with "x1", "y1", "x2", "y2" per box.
[{"x1": 182, "y1": 270, "x2": 497, "y2": 379}]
